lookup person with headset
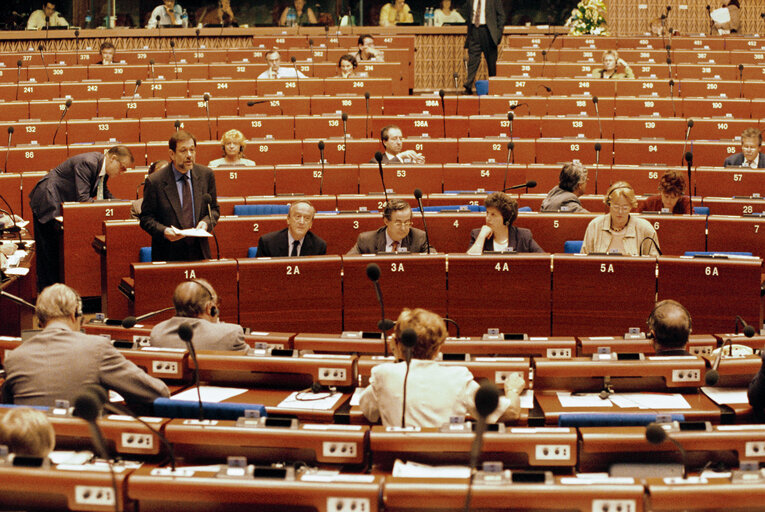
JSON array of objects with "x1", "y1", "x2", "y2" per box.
[
  {"x1": 148, "y1": 279, "x2": 248, "y2": 352},
  {"x1": 208, "y1": 129, "x2": 256, "y2": 168},
  {"x1": 359, "y1": 308, "x2": 524, "y2": 428},
  {"x1": 647, "y1": 299, "x2": 692, "y2": 356},
  {"x1": 581, "y1": 181, "x2": 660, "y2": 256},
  {"x1": 1, "y1": 284, "x2": 169, "y2": 409},
  {"x1": 468, "y1": 192, "x2": 544, "y2": 254},
  {"x1": 540, "y1": 162, "x2": 589, "y2": 213}
]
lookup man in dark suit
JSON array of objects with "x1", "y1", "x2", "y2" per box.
[
  {"x1": 463, "y1": 0, "x2": 505, "y2": 94},
  {"x1": 370, "y1": 125, "x2": 425, "y2": 164},
  {"x1": 646, "y1": 299, "x2": 692, "y2": 356},
  {"x1": 256, "y1": 200, "x2": 327, "y2": 257},
  {"x1": 723, "y1": 128, "x2": 765, "y2": 168},
  {"x1": 29, "y1": 146, "x2": 134, "y2": 291},
  {"x1": 347, "y1": 198, "x2": 431, "y2": 254},
  {"x1": 139, "y1": 130, "x2": 220, "y2": 262}
]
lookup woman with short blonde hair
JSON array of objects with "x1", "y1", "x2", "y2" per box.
[{"x1": 209, "y1": 129, "x2": 256, "y2": 168}]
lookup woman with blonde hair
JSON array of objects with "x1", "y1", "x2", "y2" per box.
[
  {"x1": 208, "y1": 129, "x2": 256, "y2": 168},
  {"x1": 592, "y1": 50, "x2": 634, "y2": 79}
]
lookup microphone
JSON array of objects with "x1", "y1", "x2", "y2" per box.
[
  {"x1": 705, "y1": 337, "x2": 733, "y2": 386},
  {"x1": 0, "y1": 188, "x2": 23, "y2": 244},
  {"x1": 594, "y1": 141, "x2": 601, "y2": 167},
  {"x1": 685, "y1": 150, "x2": 694, "y2": 213},
  {"x1": 121, "y1": 306, "x2": 175, "y2": 328},
  {"x1": 203, "y1": 93, "x2": 212, "y2": 140},
  {"x1": 45, "y1": 15, "x2": 50, "y2": 37},
  {"x1": 155, "y1": 14, "x2": 161, "y2": 30},
  {"x1": 413, "y1": 189, "x2": 431, "y2": 254},
  {"x1": 738, "y1": 64, "x2": 744, "y2": 98},
  {"x1": 174, "y1": 120, "x2": 181, "y2": 132},
  {"x1": 592, "y1": 96, "x2": 603, "y2": 139},
  {"x1": 507, "y1": 112, "x2": 514, "y2": 142},
  {"x1": 178, "y1": 322, "x2": 204, "y2": 421},
  {"x1": 169, "y1": 40, "x2": 178, "y2": 79},
  {"x1": 125, "y1": 80, "x2": 142, "y2": 118},
  {"x1": 202, "y1": 193, "x2": 219, "y2": 259},
  {"x1": 680, "y1": 119, "x2": 694, "y2": 166},
  {"x1": 443, "y1": 317, "x2": 460, "y2": 338},
  {"x1": 324, "y1": 24, "x2": 330, "y2": 48},
  {"x1": 439, "y1": 89, "x2": 446, "y2": 137},
  {"x1": 639, "y1": 236, "x2": 662, "y2": 256},
  {"x1": 15, "y1": 60, "x2": 21, "y2": 101},
  {"x1": 645, "y1": 422, "x2": 687, "y2": 479},
  {"x1": 364, "y1": 91, "x2": 370, "y2": 137},
  {"x1": 503, "y1": 142, "x2": 514, "y2": 191},
  {"x1": 375, "y1": 151, "x2": 390, "y2": 205},
  {"x1": 149, "y1": 58, "x2": 156, "y2": 81},
  {"x1": 0, "y1": 290, "x2": 36, "y2": 310},
  {"x1": 541, "y1": 50, "x2": 548, "y2": 78},
  {"x1": 503, "y1": 180, "x2": 536, "y2": 192},
  {"x1": 366, "y1": 263, "x2": 392, "y2": 357},
  {"x1": 318, "y1": 140, "x2": 325, "y2": 195},
  {"x1": 52, "y1": 98, "x2": 72, "y2": 146},
  {"x1": 341, "y1": 112, "x2": 348, "y2": 164},
  {"x1": 464, "y1": 381, "x2": 500, "y2": 512},
  {"x1": 72, "y1": 389, "x2": 110, "y2": 460},
  {"x1": 37, "y1": 44, "x2": 49, "y2": 82},
  {"x1": 74, "y1": 29, "x2": 80, "y2": 63},
  {"x1": 290, "y1": 56, "x2": 301, "y2": 95},
  {"x1": 4, "y1": 126, "x2": 14, "y2": 172},
  {"x1": 400, "y1": 327, "x2": 417, "y2": 427},
  {"x1": 668, "y1": 79, "x2": 676, "y2": 117},
  {"x1": 537, "y1": 84, "x2": 553, "y2": 95},
  {"x1": 509, "y1": 103, "x2": 529, "y2": 114},
  {"x1": 736, "y1": 315, "x2": 756, "y2": 338},
  {"x1": 453, "y1": 72, "x2": 459, "y2": 91},
  {"x1": 246, "y1": 100, "x2": 284, "y2": 115},
  {"x1": 666, "y1": 56, "x2": 673, "y2": 80}
]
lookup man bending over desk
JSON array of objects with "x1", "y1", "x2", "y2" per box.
[{"x1": 149, "y1": 279, "x2": 248, "y2": 352}]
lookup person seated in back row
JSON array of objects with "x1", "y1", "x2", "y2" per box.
[
  {"x1": 257, "y1": 49, "x2": 307, "y2": 79},
  {"x1": 149, "y1": 279, "x2": 248, "y2": 352},
  {"x1": 370, "y1": 125, "x2": 425, "y2": 164},
  {"x1": 468, "y1": 192, "x2": 544, "y2": 254},
  {"x1": 723, "y1": 128, "x2": 765, "y2": 168},
  {"x1": 639, "y1": 169, "x2": 691, "y2": 214},
  {"x1": 347, "y1": 198, "x2": 431, "y2": 254},
  {"x1": 208, "y1": 129, "x2": 256, "y2": 168},
  {"x1": 592, "y1": 50, "x2": 634, "y2": 79},
  {"x1": 647, "y1": 299, "x2": 692, "y2": 356},
  {"x1": 27, "y1": 2, "x2": 69, "y2": 30},
  {"x1": 541, "y1": 162, "x2": 589, "y2": 213}
]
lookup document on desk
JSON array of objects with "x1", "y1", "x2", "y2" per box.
[
  {"x1": 392, "y1": 459, "x2": 470, "y2": 479},
  {"x1": 610, "y1": 393, "x2": 691, "y2": 409},
  {"x1": 278, "y1": 391, "x2": 344, "y2": 410},
  {"x1": 701, "y1": 386, "x2": 749, "y2": 405},
  {"x1": 171, "y1": 386, "x2": 248, "y2": 402},
  {"x1": 557, "y1": 392, "x2": 613, "y2": 408}
]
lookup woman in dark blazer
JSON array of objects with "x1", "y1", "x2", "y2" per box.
[{"x1": 468, "y1": 192, "x2": 544, "y2": 254}]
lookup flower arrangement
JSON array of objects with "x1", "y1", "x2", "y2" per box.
[{"x1": 565, "y1": 0, "x2": 609, "y2": 36}]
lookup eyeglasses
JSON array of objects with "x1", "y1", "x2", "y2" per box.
[
  {"x1": 391, "y1": 220, "x2": 412, "y2": 228},
  {"x1": 610, "y1": 204, "x2": 631, "y2": 212}
]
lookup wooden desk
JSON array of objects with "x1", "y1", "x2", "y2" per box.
[
  {"x1": 646, "y1": 476, "x2": 765, "y2": 510},
  {"x1": 579, "y1": 334, "x2": 719, "y2": 357}
]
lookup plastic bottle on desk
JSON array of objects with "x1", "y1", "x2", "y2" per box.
[
  {"x1": 181, "y1": 9, "x2": 189, "y2": 27},
  {"x1": 287, "y1": 8, "x2": 297, "y2": 26}
]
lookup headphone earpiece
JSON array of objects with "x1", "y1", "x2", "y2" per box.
[{"x1": 191, "y1": 280, "x2": 218, "y2": 317}]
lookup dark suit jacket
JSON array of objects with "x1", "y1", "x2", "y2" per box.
[
  {"x1": 464, "y1": 0, "x2": 505, "y2": 47},
  {"x1": 369, "y1": 153, "x2": 403, "y2": 164},
  {"x1": 470, "y1": 226, "x2": 544, "y2": 253},
  {"x1": 348, "y1": 226, "x2": 430, "y2": 254},
  {"x1": 723, "y1": 152, "x2": 765, "y2": 168},
  {"x1": 256, "y1": 228, "x2": 327, "y2": 257},
  {"x1": 139, "y1": 163, "x2": 220, "y2": 262},
  {"x1": 29, "y1": 152, "x2": 113, "y2": 224}
]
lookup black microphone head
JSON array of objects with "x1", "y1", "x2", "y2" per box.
[
  {"x1": 73, "y1": 390, "x2": 102, "y2": 422},
  {"x1": 526, "y1": 180, "x2": 537, "y2": 188},
  {"x1": 660, "y1": 14, "x2": 666, "y2": 20},
  {"x1": 37, "y1": 44, "x2": 44, "y2": 51},
  {"x1": 366, "y1": 262, "x2": 381, "y2": 281},
  {"x1": 247, "y1": 100, "x2": 256, "y2": 106},
  {"x1": 761, "y1": 12, "x2": 765, "y2": 19},
  {"x1": 374, "y1": 151, "x2": 383, "y2": 164},
  {"x1": 541, "y1": 50, "x2": 547, "y2": 56},
  {"x1": 592, "y1": 96, "x2": 599, "y2": 104},
  {"x1": 203, "y1": 93, "x2": 210, "y2": 101},
  {"x1": 400, "y1": 328, "x2": 417, "y2": 349},
  {"x1": 178, "y1": 322, "x2": 194, "y2": 343},
  {"x1": 439, "y1": 89, "x2": 445, "y2": 98},
  {"x1": 685, "y1": 151, "x2": 693, "y2": 163},
  {"x1": 687, "y1": 119, "x2": 694, "y2": 127},
  {"x1": 174, "y1": 120, "x2": 181, "y2": 128},
  {"x1": 195, "y1": 27, "x2": 201, "y2": 36},
  {"x1": 318, "y1": 140, "x2": 325, "y2": 150},
  {"x1": 414, "y1": 188, "x2": 423, "y2": 199},
  {"x1": 364, "y1": 91, "x2": 370, "y2": 100},
  {"x1": 666, "y1": 44, "x2": 671, "y2": 51},
  {"x1": 291, "y1": 56, "x2": 297, "y2": 63},
  {"x1": 453, "y1": 72, "x2": 458, "y2": 78},
  {"x1": 507, "y1": 112, "x2": 514, "y2": 121},
  {"x1": 121, "y1": 316, "x2": 137, "y2": 329},
  {"x1": 666, "y1": 5, "x2": 671, "y2": 11},
  {"x1": 666, "y1": 58, "x2": 672, "y2": 65},
  {"x1": 150, "y1": 58, "x2": 155, "y2": 65},
  {"x1": 646, "y1": 423, "x2": 668, "y2": 444},
  {"x1": 16, "y1": 59, "x2": 21, "y2": 67},
  {"x1": 202, "y1": 193, "x2": 212, "y2": 205},
  {"x1": 309, "y1": 38, "x2": 314, "y2": 46},
  {"x1": 669, "y1": 79, "x2": 675, "y2": 86},
  {"x1": 84, "y1": 384, "x2": 108, "y2": 405},
  {"x1": 706, "y1": 4, "x2": 710, "y2": 11},
  {"x1": 704, "y1": 369, "x2": 720, "y2": 386},
  {"x1": 744, "y1": 325, "x2": 756, "y2": 338},
  {"x1": 378, "y1": 318, "x2": 395, "y2": 331},
  {"x1": 738, "y1": 63, "x2": 744, "y2": 71},
  {"x1": 507, "y1": 141, "x2": 514, "y2": 150},
  {"x1": 65, "y1": 98, "x2": 72, "y2": 107},
  {"x1": 136, "y1": 79, "x2": 142, "y2": 86},
  {"x1": 474, "y1": 380, "x2": 500, "y2": 418},
  {"x1": 170, "y1": 40, "x2": 175, "y2": 48},
  {"x1": 75, "y1": 29, "x2": 80, "y2": 37},
  {"x1": 594, "y1": 142, "x2": 602, "y2": 151},
  {"x1": 156, "y1": 14, "x2": 161, "y2": 21},
  {"x1": 341, "y1": 112, "x2": 348, "y2": 121}
]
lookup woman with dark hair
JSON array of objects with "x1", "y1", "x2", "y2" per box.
[
  {"x1": 335, "y1": 54, "x2": 362, "y2": 78},
  {"x1": 640, "y1": 170, "x2": 691, "y2": 214},
  {"x1": 279, "y1": 0, "x2": 317, "y2": 26},
  {"x1": 468, "y1": 192, "x2": 544, "y2": 254}
]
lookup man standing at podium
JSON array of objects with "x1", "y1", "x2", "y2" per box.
[
  {"x1": 256, "y1": 201, "x2": 327, "y2": 257},
  {"x1": 29, "y1": 146, "x2": 134, "y2": 291},
  {"x1": 347, "y1": 199, "x2": 430, "y2": 254},
  {"x1": 462, "y1": 0, "x2": 504, "y2": 94},
  {"x1": 139, "y1": 130, "x2": 220, "y2": 262}
]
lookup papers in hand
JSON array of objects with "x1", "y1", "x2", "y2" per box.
[{"x1": 176, "y1": 227, "x2": 212, "y2": 238}]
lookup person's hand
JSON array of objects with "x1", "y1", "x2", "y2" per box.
[
  {"x1": 164, "y1": 226, "x2": 185, "y2": 242},
  {"x1": 399, "y1": 150, "x2": 425, "y2": 164},
  {"x1": 196, "y1": 220, "x2": 208, "y2": 232},
  {"x1": 478, "y1": 224, "x2": 493, "y2": 240},
  {"x1": 504, "y1": 372, "x2": 525, "y2": 397},
  {"x1": 617, "y1": 58, "x2": 627, "y2": 67}
]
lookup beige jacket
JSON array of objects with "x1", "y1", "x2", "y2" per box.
[{"x1": 581, "y1": 214, "x2": 660, "y2": 256}]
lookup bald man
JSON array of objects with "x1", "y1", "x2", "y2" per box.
[{"x1": 646, "y1": 299, "x2": 692, "y2": 356}]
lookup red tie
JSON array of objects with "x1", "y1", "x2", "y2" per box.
[{"x1": 392, "y1": 241, "x2": 399, "y2": 252}]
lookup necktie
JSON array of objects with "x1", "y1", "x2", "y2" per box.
[
  {"x1": 291, "y1": 240, "x2": 300, "y2": 257},
  {"x1": 391, "y1": 241, "x2": 399, "y2": 252},
  {"x1": 96, "y1": 175, "x2": 105, "y2": 200},
  {"x1": 180, "y1": 175, "x2": 194, "y2": 229},
  {"x1": 473, "y1": 0, "x2": 482, "y2": 26}
]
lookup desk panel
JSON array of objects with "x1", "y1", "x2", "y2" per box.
[
  {"x1": 358, "y1": 163, "x2": 443, "y2": 195},
  {"x1": 99, "y1": 220, "x2": 149, "y2": 319},
  {"x1": 707, "y1": 216, "x2": 765, "y2": 258}
]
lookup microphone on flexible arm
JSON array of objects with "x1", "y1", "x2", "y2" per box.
[
  {"x1": 0, "y1": 290, "x2": 36, "y2": 310},
  {"x1": 592, "y1": 96, "x2": 603, "y2": 139},
  {"x1": 668, "y1": 79, "x2": 676, "y2": 117},
  {"x1": 37, "y1": 44, "x2": 50, "y2": 82},
  {"x1": 203, "y1": 93, "x2": 212, "y2": 140},
  {"x1": 324, "y1": 24, "x2": 330, "y2": 48},
  {"x1": 308, "y1": 39, "x2": 316, "y2": 76},
  {"x1": 443, "y1": 317, "x2": 460, "y2": 338},
  {"x1": 685, "y1": 151, "x2": 694, "y2": 213},
  {"x1": 290, "y1": 56, "x2": 301, "y2": 95},
  {"x1": 503, "y1": 142, "x2": 514, "y2": 191},
  {"x1": 124, "y1": 80, "x2": 142, "y2": 118},
  {"x1": 540, "y1": 49, "x2": 548, "y2": 77},
  {"x1": 594, "y1": 142, "x2": 601, "y2": 193},
  {"x1": 15, "y1": 60, "x2": 21, "y2": 101},
  {"x1": 366, "y1": 263, "x2": 394, "y2": 357},
  {"x1": 400, "y1": 328, "x2": 417, "y2": 427},
  {"x1": 413, "y1": 189, "x2": 432, "y2": 254},
  {"x1": 680, "y1": 119, "x2": 694, "y2": 166},
  {"x1": 507, "y1": 112, "x2": 514, "y2": 142},
  {"x1": 0, "y1": 188, "x2": 23, "y2": 241},
  {"x1": 665, "y1": 56, "x2": 673, "y2": 81},
  {"x1": 149, "y1": 58, "x2": 156, "y2": 81},
  {"x1": 706, "y1": 318, "x2": 755, "y2": 386},
  {"x1": 202, "y1": 193, "x2": 220, "y2": 259},
  {"x1": 439, "y1": 89, "x2": 447, "y2": 137},
  {"x1": 74, "y1": 29, "x2": 80, "y2": 64},
  {"x1": 738, "y1": 64, "x2": 744, "y2": 98},
  {"x1": 375, "y1": 151, "x2": 390, "y2": 205},
  {"x1": 155, "y1": 14, "x2": 161, "y2": 32},
  {"x1": 51, "y1": 98, "x2": 72, "y2": 146},
  {"x1": 246, "y1": 100, "x2": 284, "y2": 116},
  {"x1": 318, "y1": 140, "x2": 325, "y2": 195},
  {"x1": 453, "y1": 72, "x2": 459, "y2": 91},
  {"x1": 736, "y1": 315, "x2": 757, "y2": 337},
  {"x1": 705, "y1": 5, "x2": 714, "y2": 33},
  {"x1": 178, "y1": 322, "x2": 204, "y2": 421},
  {"x1": 503, "y1": 180, "x2": 536, "y2": 192},
  {"x1": 4, "y1": 126, "x2": 14, "y2": 172},
  {"x1": 639, "y1": 236, "x2": 662, "y2": 256},
  {"x1": 364, "y1": 91, "x2": 370, "y2": 137},
  {"x1": 174, "y1": 120, "x2": 181, "y2": 132},
  {"x1": 509, "y1": 103, "x2": 529, "y2": 114},
  {"x1": 72, "y1": 389, "x2": 111, "y2": 460},
  {"x1": 44, "y1": 15, "x2": 50, "y2": 39},
  {"x1": 121, "y1": 306, "x2": 175, "y2": 328},
  {"x1": 341, "y1": 112, "x2": 348, "y2": 164},
  {"x1": 464, "y1": 381, "x2": 500, "y2": 512},
  {"x1": 169, "y1": 41, "x2": 178, "y2": 79},
  {"x1": 645, "y1": 422, "x2": 688, "y2": 479}
]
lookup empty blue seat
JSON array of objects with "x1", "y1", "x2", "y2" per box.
[
  {"x1": 139, "y1": 247, "x2": 152, "y2": 262},
  {"x1": 558, "y1": 412, "x2": 685, "y2": 427},
  {"x1": 247, "y1": 247, "x2": 258, "y2": 258},
  {"x1": 693, "y1": 206, "x2": 710, "y2": 215},
  {"x1": 518, "y1": 206, "x2": 532, "y2": 212},
  {"x1": 475, "y1": 80, "x2": 489, "y2": 96},
  {"x1": 564, "y1": 240, "x2": 583, "y2": 253},
  {"x1": 234, "y1": 204, "x2": 289, "y2": 216}
]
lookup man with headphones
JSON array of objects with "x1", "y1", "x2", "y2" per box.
[
  {"x1": 148, "y1": 279, "x2": 248, "y2": 352},
  {"x1": 647, "y1": 299, "x2": 692, "y2": 356},
  {"x1": 1, "y1": 284, "x2": 169, "y2": 409}
]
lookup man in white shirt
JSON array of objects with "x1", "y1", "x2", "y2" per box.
[
  {"x1": 147, "y1": 0, "x2": 184, "y2": 28},
  {"x1": 370, "y1": 125, "x2": 425, "y2": 164},
  {"x1": 257, "y1": 50, "x2": 307, "y2": 79},
  {"x1": 27, "y1": 2, "x2": 69, "y2": 30}
]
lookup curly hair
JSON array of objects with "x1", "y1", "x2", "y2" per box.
[
  {"x1": 658, "y1": 170, "x2": 686, "y2": 196},
  {"x1": 485, "y1": 191, "x2": 519, "y2": 226}
]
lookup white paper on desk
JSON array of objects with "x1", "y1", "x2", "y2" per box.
[
  {"x1": 278, "y1": 391, "x2": 343, "y2": 410},
  {"x1": 4, "y1": 267, "x2": 29, "y2": 275},
  {"x1": 176, "y1": 227, "x2": 212, "y2": 237},
  {"x1": 392, "y1": 459, "x2": 470, "y2": 479},
  {"x1": 610, "y1": 393, "x2": 690, "y2": 409},
  {"x1": 171, "y1": 386, "x2": 247, "y2": 403},
  {"x1": 701, "y1": 386, "x2": 750, "y2": 405},
  {"x1": 350, "y1": 387, "x2": 365, "y2": 407},
  {"x1": 520, "y1": 389, "x2": 534, "y2": 409},
  {"x1": 557, "y1": 392, "x2": 613, "y2": 408}
]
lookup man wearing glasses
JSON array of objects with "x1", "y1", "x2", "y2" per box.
[
  {"x1": 347, "y1": 199, "x2": 431, "y2": 254},
  {"x1": 257, "y1": 49, "x2": 306, "y2": 79},
  {"x1": 29, "y1": 146, "x2": 134, "y2": 291}
]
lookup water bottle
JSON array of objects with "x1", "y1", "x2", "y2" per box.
[
  {"x1": 181, "y1": 9, "x2": 189, "y2": 28},
  {"x1": 287, "y1": 8, "x2": 297, "y2": 26},
  {"x1": 425, "y1": 8, "x2": 432, "y2": 26},
  {"x1": 428, "y1": 7, "x2": 434, "y2": 26}
]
